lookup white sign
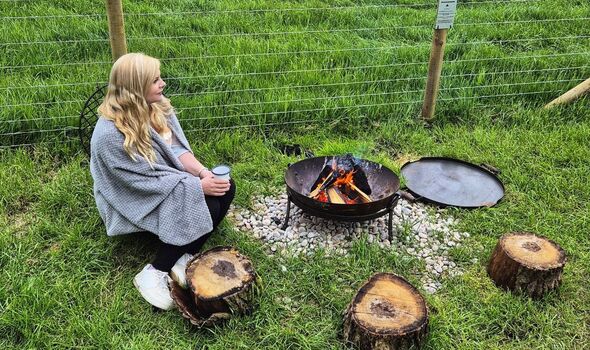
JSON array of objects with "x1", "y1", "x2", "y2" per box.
[{"x1": 435, "y1": 0, "x2": 457, "y2": 29}]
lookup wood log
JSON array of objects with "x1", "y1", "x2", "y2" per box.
[
  {"x1": 170, "y1": 246, "x2": 258, "y2": 327},
  {"x1": 310, "y1": 165, "x2": 333, "y2": 192},
  {"x1": 105, "y1": 0, "x2": 128, "y2": 60},
  {"x1": 343, "y1": 273, "x2": 428, "y2": 350},
  {"x1": 327, "y1": 187, "x2": 346, "y2": 204},
  {"x1": 349, "y1": 183, "x2": 372, "y2": 203},
  {"x1": 309, "y1": 170, "x2": 334, "y2": 198},
  {"x1": 421, "y1": 28, "x2": 448, "y2": 122},
  {"x1": 487, "y1": 232, "x2": 566, "y2": 299},
  {"x1": 169, "y1": 280, "x2": 232, "y2": 328},
  {"x1": 544, "y1": 77, "x2": 590, "y2": 109}
]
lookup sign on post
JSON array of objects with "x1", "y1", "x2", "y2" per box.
[{"x1": 435, "y1": 0, "x2": 458, "y2": 29}]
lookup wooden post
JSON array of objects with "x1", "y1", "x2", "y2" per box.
[
  {"x1": 421, "y1": 29, "x2": 448, "y2": 122},
  {"x1": 105, "y1": 0, "x2": 127, "y2": 61},
  {"x1": 421, "y1": 0, "x2": 457, "y2": 122},
  {"x1": 544, "y1": 77, "x2": 590, "y2": 109}
]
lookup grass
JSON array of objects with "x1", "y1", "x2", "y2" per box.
[
  {"x1": 1, "y1": 0, "x2": 590, "y2": 144},
  {"x1": 1, "y1": 0, "x2": 590, "y2": 349}
]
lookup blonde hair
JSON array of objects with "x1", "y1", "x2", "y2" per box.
[{"x1": 98, "y1": 53, "x2": 173, "y2": 164}]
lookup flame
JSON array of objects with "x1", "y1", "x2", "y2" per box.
[
  {"x1": 316, "y1": 190, "x2": 328, "y2": 203},
  {"x1": 334, "y1": 169, "x2": 355, "y2": 188},
  {"x1": 314, "y1": 169, "x2": 363, "y2": 204},
  {"x1": 309, "y1": 156, "x2": 370, "y2": 204}
]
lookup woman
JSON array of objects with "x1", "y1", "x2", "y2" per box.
[{"x1": 90, "y1": 53, "x2": 235, "y2": 310}]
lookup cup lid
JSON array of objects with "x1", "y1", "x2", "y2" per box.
[{"x1": 211, "y1": 165, "x2": 231, "y2": 175}]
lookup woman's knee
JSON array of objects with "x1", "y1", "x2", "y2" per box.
[
  {"x1": 228, "y1": 179, "x2": 236, "y2": 196},
  {"x1": 222, "y1": 180, "x2": 236, "y2": 204}
]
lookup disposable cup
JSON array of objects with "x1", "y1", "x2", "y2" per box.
[{"x1": 211, "y1": 165, "x2": 231, "y2": 180}]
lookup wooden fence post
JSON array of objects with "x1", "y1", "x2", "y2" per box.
[
  {"x1": 421, "y1": 29, "x2": 448, "y2": 122},
  {"x1": 105, "y1": 0, "x2": 127, "y2": 61},
  {"x1": 421, "y1": 0, "x2": 457, "y2": 122},
  {"x1": 544, "y1": 77, "x2": 590, "y2": 109}
]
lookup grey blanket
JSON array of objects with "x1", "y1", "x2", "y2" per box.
[{"x1": 90, "y1": 114, "x2": 213, "y2": 245}]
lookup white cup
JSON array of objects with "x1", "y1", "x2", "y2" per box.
[{"x1": 211, "y1": 165, "x2": 231, "y2": 180}]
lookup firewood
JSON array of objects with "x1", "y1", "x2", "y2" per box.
[
  {"x1": 327, "y1": 187, "x2": 345, "y2": 204},
  {"x1": 487, "y1": 232, "x2": 566, "y2": 299},
  {"x1": 309, "y1": 170, "x2": 334, "y2": 198},
  {"x1": 169, "y1": 246, "x2": 258, "y2": 327},
  {"x1": 343, "y1": 273, "x2": 429, "y2": 350},
  {"x1": 309, "y1": 165, "x2": 333, "y2": 192},
  {"x1": 349, "y1": 183, "x2": 371, "y2": 203}
]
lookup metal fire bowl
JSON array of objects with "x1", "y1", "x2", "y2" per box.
[{"x1": 285, "y1": 156, "x2": 400, "y2": 216}]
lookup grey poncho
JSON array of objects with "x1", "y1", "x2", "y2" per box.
[{"x1": 90, "y1": 114, "x2": 213, "y2": 245}]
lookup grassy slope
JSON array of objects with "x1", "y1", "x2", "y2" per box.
[
  {"x1": 1, "y1": 0, "x2": 589, "y2": 142},
  {"x1": 1, "y1": 0, "x2": 590, "y2": 349}
]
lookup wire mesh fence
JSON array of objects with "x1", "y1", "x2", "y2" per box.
[{"x1": 1, "y1": 0, "x2": 589, "y2": 149}]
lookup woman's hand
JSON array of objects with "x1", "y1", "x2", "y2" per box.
[
  {"x1": 199, "y1": 169, "x2": 213, "y2": 179},
  {"x1": 201, "y1": 175, "x2": 231, "y2": 196}
]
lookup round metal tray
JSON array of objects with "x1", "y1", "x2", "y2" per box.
[{"x1": 400, "y1": 157, "x2": 504, "y2": 208}]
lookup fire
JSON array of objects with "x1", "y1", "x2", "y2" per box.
[
  {"x1": 333, "y1": 168, "x2": 355, "y2": 188},
  {"x1": 316, "y1": 188, "x2": 328, "y2": 203},
  {"x1": 309, "y1": 156, "x2": 371, "y2": 204}
]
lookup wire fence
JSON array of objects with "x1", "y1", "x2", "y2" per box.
[{"x1": 1, "y1": 0, "x2": 589, "y2": 149}]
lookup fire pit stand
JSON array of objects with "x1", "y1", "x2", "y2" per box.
[
  {"x1": 283, "y1": 156, "x2": 401, "y2": 242},
  {"x1": 281, "y1": 192, "x2": 401, "y2": 241}
]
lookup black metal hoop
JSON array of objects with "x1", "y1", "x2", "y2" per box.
[{"x1": 78, "y1": 84, "x2": 107, "y2": 156}]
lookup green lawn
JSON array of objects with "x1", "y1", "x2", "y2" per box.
[{"x1": 1, "y1": 0, "x2": 589, "y2": 349}]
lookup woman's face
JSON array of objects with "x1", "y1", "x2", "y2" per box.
[{"x1": 145, "y1": 70, "x2": 166, "y2": 104}]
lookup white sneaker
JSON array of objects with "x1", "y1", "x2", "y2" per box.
[
  {"x1": 133, "y1": 264, "x2": 175, "y2": 310},
  {"x1": 170, "y1": 253, "x2": 192, "y2": 289}
]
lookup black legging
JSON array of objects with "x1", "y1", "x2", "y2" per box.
[{"x1": 152, "y1": 180, "x2": 236, "y2": 272}]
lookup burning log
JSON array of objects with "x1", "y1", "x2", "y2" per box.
[
  {"x1": 336, "y1": 154, "x2": 371, "y2": 195},
  {"x1": 327, "y1": 187, "x2": 346, "y2": 204},
  {"x1": 343, "y1": 273, "x2": 429, "y2": 350},
  {"x1": 349, "y1": 183, "x2": 371, "y2": 203},
  {"x1": 309, "y1": 155, "x2": 372, "y2": 203},
  {"x1": 309, "y1": 170, "x2": 334, "y2": 198},
  {"x1": 487, "y1": 232, "x2": 566, "y2": 299},
  {"x1": 169, "y1": 246, "x2": 258, "y2": 327}
]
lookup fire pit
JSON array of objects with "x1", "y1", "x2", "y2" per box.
[{"x1": 283, "y1": 156, "x2": 401, "y2": 239}]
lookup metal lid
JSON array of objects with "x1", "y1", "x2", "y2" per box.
[{"x1": 400, "y1": 157, "x2": 504, "y2": 208}]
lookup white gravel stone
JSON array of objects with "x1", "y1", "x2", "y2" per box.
[{"x1": 230, "y1": 194, "x2": 470, "y2": 293}]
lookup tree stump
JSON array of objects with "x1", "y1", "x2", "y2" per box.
[
  {"x1": 169, "y1": 246, "x2": 258, "y2": 327},
  {"x1": 487, "y1": 232, "x2": 566, "y2": 299},
  {"x1": 343, "y1": 273, "x2": 429, "y2": 350}
]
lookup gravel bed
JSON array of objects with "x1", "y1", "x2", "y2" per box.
[{"x1": 228, "y1": 192, "x2": 471, "y2": 293}]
